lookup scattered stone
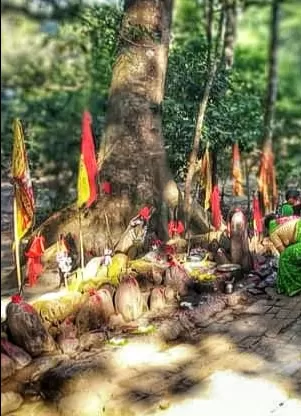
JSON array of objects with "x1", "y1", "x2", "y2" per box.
[
  {"x1": 1, "y1": 339, "x2": 32, "y2": 370},
  {"x1": 108, "y1": 313, "x2": 126, "y2": 329},
  {"x1": 1, "y1": 353, "x2": 16, "y2": 380},
  {"x1": 244, "y1": 302, "x2": 272, "y2": 315},
  {"x1": 229, "y1": 316, "x2": 269, "y2": 338},
  {"x1": 226, "y1": 293, "x2": 241, "y2": 307},
  {"x1": 150, "y1": 287, "x2": 167, "y2": 311},
  {"x1": 247, "y1": 288, "x2": 264, "y2": 296},
  {"x1": 159, "y1": 320, "x2": 184, "y2": 342},
  {"x1": 79, "y1": 332, "x2": 106, "y2": 351},
  {"x1": 239, "y1": 336, "x2": 261, "y2": 349},
  {"x1": 1, "y1": 391, "x2": 23, "y2": 415}
]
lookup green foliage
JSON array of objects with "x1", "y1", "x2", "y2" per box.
[
  {"x1": 1, "y1": 4, "x2": 122, "y2": 210},
  {"x1": 1, "y1": 0, "x2": 300, "y2": 218},
  {"x1": 163, "y1": 28, "x2": 264, "y2": 180},
  {"x1": 163, "y1": 0, "x2": 301, "y2": 186}
]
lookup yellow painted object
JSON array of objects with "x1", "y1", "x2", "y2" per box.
[
  {"x1": 128, "y1": 259, "x2": 154, "y2": 274},
  {"x1": 68, "y1": 265, "x2": 109, "y2": 292},
  {"x1": 32, "y1": 291, "x2": 88, "y2": 324},
  {"x1": 189, "y1": 270, "x2": 215, "y2": 281},
  {"x1": 107, "y1": 253, "x2": 128, "y2": 285}
]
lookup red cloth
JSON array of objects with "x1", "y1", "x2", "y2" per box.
[
  {"x1": 151, "y1": 239, "x2": 163, "y2": 247},
  {"x1": 25, "y1": 236, "x2": 45, "y2": 287},
  {"x1": 102, "y1": 181, "x2": 112, "y2": 195},
  {"x1": 11, "y1": 294, "x2": 23, "y2": 304},
  {"x1": 81, "y1": 111, "x2": 98, "y2": 207},
  {"x1": 164, "y1": 244, "x2": 176, "y2": 255},
  {"x1": 253, "y1": 197, "x2": 263, "y2": 234},
  {"x1": 168, "y1": 220, "x2": 185, "y2": 237},
  {"x1": 88, "y1": 288, "x2": 97, "y2": 296},
  {"x1": 210, "y1": 185, "x2": 222, "y2": 229},
  {"x1": 138, "y1": 206, "x2": 151, "y2": 220},
  {"x1": 11, "y1": 294, "x2": 35, "y2": 313}
]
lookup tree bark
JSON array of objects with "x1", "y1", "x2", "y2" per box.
[
  {"x1": 262, "y1": 0, "x2": 280, "y2": 146},
  {"x1": 97, "y1": 0, "x2": 179, "y2": 242},
  {"x1": 258, "y1": 0, "x2": 280, "y2": 214},
  {"x1": 223, "y1": 0, "x2": 238, "y2": 69},
  {"x1": 184, "y1": 2, "x2": 226, "y2": 229}
]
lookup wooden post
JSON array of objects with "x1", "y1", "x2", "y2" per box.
[
  {"x1": 245, "y1": 160, "x2": 251, "y2": 221},
  {"x1": 78, "y1": 210, "x2": 85, "y2": 271},
  {"x1": 13, "y1": 196, "x2": 22, "y2": 292}
]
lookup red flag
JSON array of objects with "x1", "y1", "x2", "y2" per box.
[
  {"x1": 253, "y1": 196, "x2": 263, "y2": 234},
  {"x1": 210, "y1": 185, "x2": 222, "y2": 229},
  {"x1": 25, "y1": 235, "x2": 45, "y2": 287},
  {"x1": 102, "y1": 181, "x2": 112, "y2": 195},
  {"x1": 168, "y1": 220, "x2": 185, "y2": 238},
  {"x1": 77, "y1": 111, "x2": 98, "y2": 208},
  {"x1": 138, "y1": 206, "x2": 151, "y2": 221}
]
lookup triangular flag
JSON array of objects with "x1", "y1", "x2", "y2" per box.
[
  {"x1": 210, "y1": 185, "x2": 222, "y2": 229},
  {"x1": 77, "y1": 111, "x2": 98, "y2": 208},
  {"x1": 258, "y1": 141, "x2": 277, "y2": 213},
  {"x1": 252, "y1": 195, "x2": 263, "y2": 234},
  {"x1": 232, "y1": 142, "x2": 244, "y2": 196},
  {"x1": 12, "y1": 119, "x2": 35, "y2": 240}
]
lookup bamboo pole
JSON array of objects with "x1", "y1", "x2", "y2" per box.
[
  {"x1": 78, "y1": 210, "x2": 85, "y2": 271},
  {"x1": 13, "y1": 196, "x2": 22, "y2": 292}
]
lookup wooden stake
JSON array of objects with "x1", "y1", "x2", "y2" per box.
[
  {"x1": 245, "y1": 160, "x2": 251, "y2": 221},
  {"x1": 78, "y1": 210, "x2": 85, "y2": 271},
  {"x1": 13, "y1": 196, "x2": 22, "y2": 292}
]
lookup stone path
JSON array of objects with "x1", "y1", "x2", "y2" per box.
[
  {"x1": 197, "y1": 289, "x2": 301, "y2": 392},
  {"x1": 2, "y1": 287, "x2": 300, "y2": 416}
]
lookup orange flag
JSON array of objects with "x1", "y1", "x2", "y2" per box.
[
  {"x1": 210, "y1": 185, "x2": 222, "y2": 229},
  {"x1": 12, "y1": 119, "x2": 35, "y2": 240},
  {"x1": 258, "y1": 141, "x2": 277, "y2": 213},
  {"x1": 77, "y1": 111, "x2": 98, "y2": 208},
  {"x1": 200, "y1": 145, "x2": 212, "y2": 210},
  {"x1": 232, "y1": 142, "x2": 244, "y2": 196}
]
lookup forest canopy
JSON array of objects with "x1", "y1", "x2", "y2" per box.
[{"x1": 1, "y1": 0, "x2": 301, "y2": 217}]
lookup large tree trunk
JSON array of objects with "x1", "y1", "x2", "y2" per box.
[
  {"x1": 29, "y1": 1, "x2": 182, "y2": 252},
  {"x1": 97, "y1": 0, "x2": 178, "y2": 241}
]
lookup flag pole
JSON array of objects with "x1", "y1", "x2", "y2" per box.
[
  {"x1": 78, "y1": 209, "x2": 85, "y2": 272},
  {"x1": 13, "y1": 194, "x2": 22, "y2": 292}
]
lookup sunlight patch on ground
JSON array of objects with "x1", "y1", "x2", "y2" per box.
[
  {"x1": 157, "y1": 370, "x2": 301, "y2": 416},
  {"x1": 114, "y1": 341, "x2": 194, "y2": 369}
]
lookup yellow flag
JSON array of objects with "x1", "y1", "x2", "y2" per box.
[
  {"x1": 77, "y1": 154, "x2": 91, "y2": 208},
  {"x1": 12, "y1": 119, "x2": 35, "y2": 240}
]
